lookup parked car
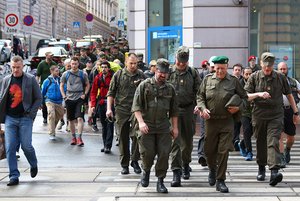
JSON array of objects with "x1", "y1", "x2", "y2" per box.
[
  {"x1": 74, "y1": 39, "x2": 97, "y2": 52},
  {"x1": 0, "y1": 39, "x2": 12, "y2": 63},
  {"x1": 30, "y1": 46, "x2": 69, "y2": 69},
  {"x1": 48, "y1": 40, "x2": 73, "y2": 55},
  {"x1": 36, "y1": 38, "x2": 57, "y2": 50}
]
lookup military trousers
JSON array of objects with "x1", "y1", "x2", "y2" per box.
[
  {"x1": 170, "y1": 105, "x2": 194, "y2": 170},
  {"x1": 138, "y1": 132, "x2": 172, "y2": 178},
  {"x1": 204, "y1": 118, "x2": 234, "y2": 181},
  {"x1": 252, "y1": 117, "x2": 282, "y2": 169},
  {"x1": 115, "y1": 111, "x2": 140, "y2": 168},
  {"x1": 197, "y1": 117, "x2": 206, "y2": 159}
]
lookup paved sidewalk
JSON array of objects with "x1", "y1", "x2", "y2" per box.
[{"x1": 0, "y1": 112, "x2": 300, "y2": 200}]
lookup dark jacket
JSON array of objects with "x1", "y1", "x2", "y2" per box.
[{"x1": 0, "y1": 72, "x2": 42, "y2": 122}]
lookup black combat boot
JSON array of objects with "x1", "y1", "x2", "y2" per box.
[
  {"x1": 208, "y1": 169, "x2": 216, "y2": 186},
  {"x1": 170, "y1": 169, "x2": 181, "y2": 187},
  {"x1": 182, "y1": 164, "x2": 190, "y2": 180},
  {"x1": 216, "y1": 180, "x2": 229, "y2": 193},
  {"x1": 157, "y1": 177, "x2": 168, "y2": 193},
  {"x1": 131, "y1": 161, "x2": 142, "y2": 174},
  {"x1": 269, "y1": 169, "x2": 283, "y2": 186},
  {"x1": 141, "y1": 171, "x2": 150, "y2": 187},
  {"x1": 257, "y1": 165, "x2": 266, "y2": 181}
]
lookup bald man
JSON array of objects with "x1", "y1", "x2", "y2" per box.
[{"x1": 277, "y1": 62, "x2": 300, "y2": 166}]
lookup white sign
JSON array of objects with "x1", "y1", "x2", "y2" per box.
[
  {"x1": 4, "y1": 12, "x2": 19, "y2": 34},
  {"x1": 86, "y1": 21, "x2": 93, "y2": 29},
  {"x1": 6, "y1": 0, "x2": 18, "y2": 12},
  {"x1": 23, "y1": 26, "x2": 33, "y2": 33}
]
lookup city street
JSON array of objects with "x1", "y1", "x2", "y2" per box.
[{"x1": 0, "y1": 111, "x2": 300, "y2": 200}]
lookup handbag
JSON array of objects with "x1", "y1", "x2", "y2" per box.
[{"x1": 0, "y1": 129, "x2": 6, "y2": 160}]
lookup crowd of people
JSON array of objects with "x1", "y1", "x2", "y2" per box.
[{"x1": 0, "y1": 40, "x2": 299, "y2": 194}]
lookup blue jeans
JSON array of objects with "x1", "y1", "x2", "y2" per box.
[{"x1": 5, "y1": 115, "x2": 38, "y2": 180}]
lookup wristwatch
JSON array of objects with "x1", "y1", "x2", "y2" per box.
[{"x1": 294, "y1": 112, "x2": 299, "y2": 115}]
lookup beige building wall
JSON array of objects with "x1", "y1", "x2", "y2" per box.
[{"x1": 0, "y1": 0, "x2": 117, "y2": 52}]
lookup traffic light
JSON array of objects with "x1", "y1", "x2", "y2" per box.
[{"x1": 31, "y1": 0, "x2": 37, "y2": 6}]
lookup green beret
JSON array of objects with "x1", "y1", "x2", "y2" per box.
[{"x1": 212, "y1": 56, "x2": 229, "y2": 64}]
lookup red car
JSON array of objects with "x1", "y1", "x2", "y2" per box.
[{"x1": 30, "y1": 46, "x2": 69, "y2": 69}]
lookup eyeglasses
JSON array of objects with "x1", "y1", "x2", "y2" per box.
[{"x1": 101, "y1": 66, "x2": 109, "y2": 68}]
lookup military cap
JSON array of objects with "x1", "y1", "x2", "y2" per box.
[
  {"x1": 176, "y1": 46, "x2": 189, "y2": 63},
  {"x1": 261, "y1": 52, "x2": 275, "y2": 67},
  {"x1": 137, "y1": 52, "x2": 144, "y2": 57},
  {"x1": 156, "y1": 58, "x2": 170, "y2": 73},
  {"x1": 208, "y1": 56, "x2": 217, "y2": 66},
  {"x1": 248, "y1": 55, "x2": 256, "y2": 62},
  {"x1": 212, "y1": 56, "x2": 229, "y2": 64},
  {"x1": 225, "y1": 94, "x2": 242, "y2": 108}
]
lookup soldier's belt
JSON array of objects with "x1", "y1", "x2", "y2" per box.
[
  {"x1": 210, "y1": 114, "x2": 231, "y2": 119},
  {"x1": 178, "y1": 102, "x2": 194, "y2": 108}
]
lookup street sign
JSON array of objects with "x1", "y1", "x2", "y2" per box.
[
  {"x1": 4, "y1": 12, "x2": 19, "y2": 34},
  {"x1": 86, "y1": 21, "x2": 93, "y2": 29},
  {"x1": 23, "y1": 15, "x2": 34, "y2": 26},
  {"x1": 6, "y1": 0, "x2": 18, "y2": 12},
  {"x1": 86, "y1": 13, "x2": 93, "y2": 22},
  {"x1": 73, "y1": 21, "x2": 80, "y2": 28},
  {"x1": 118, "y1": 20, "x2": 124, "y2": 27}
]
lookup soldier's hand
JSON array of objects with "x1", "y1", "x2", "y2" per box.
[
  {"x1": 227, "y1": 106, "x2": 239, "y2": 114},
  {"x1": 258, "y1": 92, "x2": 271, "y2": 99},
  {"x1": 171, "y1": 127, "x2": 179, "y2": 139},
  {"x1": 106, "y1": 109, "x2": 113, "y2": 118},
  {"x1": 139, "y1": 122, "x2": 149, "y2": 134},
  {"x1": 193, "y1": 106, "x2": 200, "y2": 114},
  {"x1": 202, "y1": 109, "x2": 211, "y2": 119}
]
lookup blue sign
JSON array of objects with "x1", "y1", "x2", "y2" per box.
[
  {"x1": 152, "y1": 31, "x2": 178, "y2": 39},
  {"x1": 118, "y1": 20, "x2": 124, "y2": 27},
  {"x1": 73, "y1": 21, "x2": 80, "y2": 28}
]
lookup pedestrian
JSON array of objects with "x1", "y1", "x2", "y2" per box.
[
  {"x1": 90, "y1": 61, "x2": 114, "y2": 153},
  {"x1": 0, "y1": 55, "x2": 42, "y2": 186},
  {"x1": 36, "y1": 51, "x2": 57, "y2": 124},
  {"x1": 60, "y1": 57, "x2": 90, "y2": 146},
  {"x1": 244, "y1": 52, "x2": 300, "y2": 186},
  {"x1": 168, "y1": 46, "x2": 201, "y2": 186},
  {"x1": 132, "y1": 58, "x2": 179, "y2": 193},
  {"x1": 197, "y1": 56, "x2": 216, "y2": 167},
  {"x1": 231, "y1": 63, "x2": 243, "y2": 151},
  {"x1": 144, "y1": 60, "x2": 157, "y2": 78},
  {"x1": 277, "y1": 62, "x2": 300, "y2": 166},
  {"x1": 238, "y1": 67, "x2": 254, "y2": 161},
  {"x1": 248, "y1": 55, "x2": 261, "y2": 73},
  {"x1": 196, "y1": 56, "x2": 249, "y2": 193},
  {"x1": 106, "y1": 53, "x2": 146, "y2": 175},
  {"x1": 41, "y1": 65, "x2": 64, "y2": 140}
]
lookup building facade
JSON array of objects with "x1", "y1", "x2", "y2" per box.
[
  {"x1": 0, "y1": 0, "x2": 118, "y2": 52},
  {"x1": 128, "y1": 0, "x2": 300, "y2": 79}
]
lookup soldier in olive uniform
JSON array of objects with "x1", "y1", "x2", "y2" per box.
[
  {"x1": 106, "y1": 53, "x2": 146, "y2": 175},
  {"x1": 132, "y1": 58, "x2": 179, "y2": 193},
  {"x1": 168, "y1": 46, "x2": 201, "y2": 186},
  {"x1": 196, "y1": 56, "x2": 249, "y2": 193},
  {"x1": 245, "y1": 52, "x2": 300, "y2": 186}
]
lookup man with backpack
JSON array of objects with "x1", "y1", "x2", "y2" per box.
[
  {"x1": 41, "y1": 65, "x2": 64, "y2": 140},
  {"x1": 60, "y1": 57, "x2": 90, "y2": 146},
  {"x1": 106, "y1": 53, "x2": 146, "y2": 175},
  {"x1": 90, "y1": 61, "x2": 114, "y2": 153}
]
